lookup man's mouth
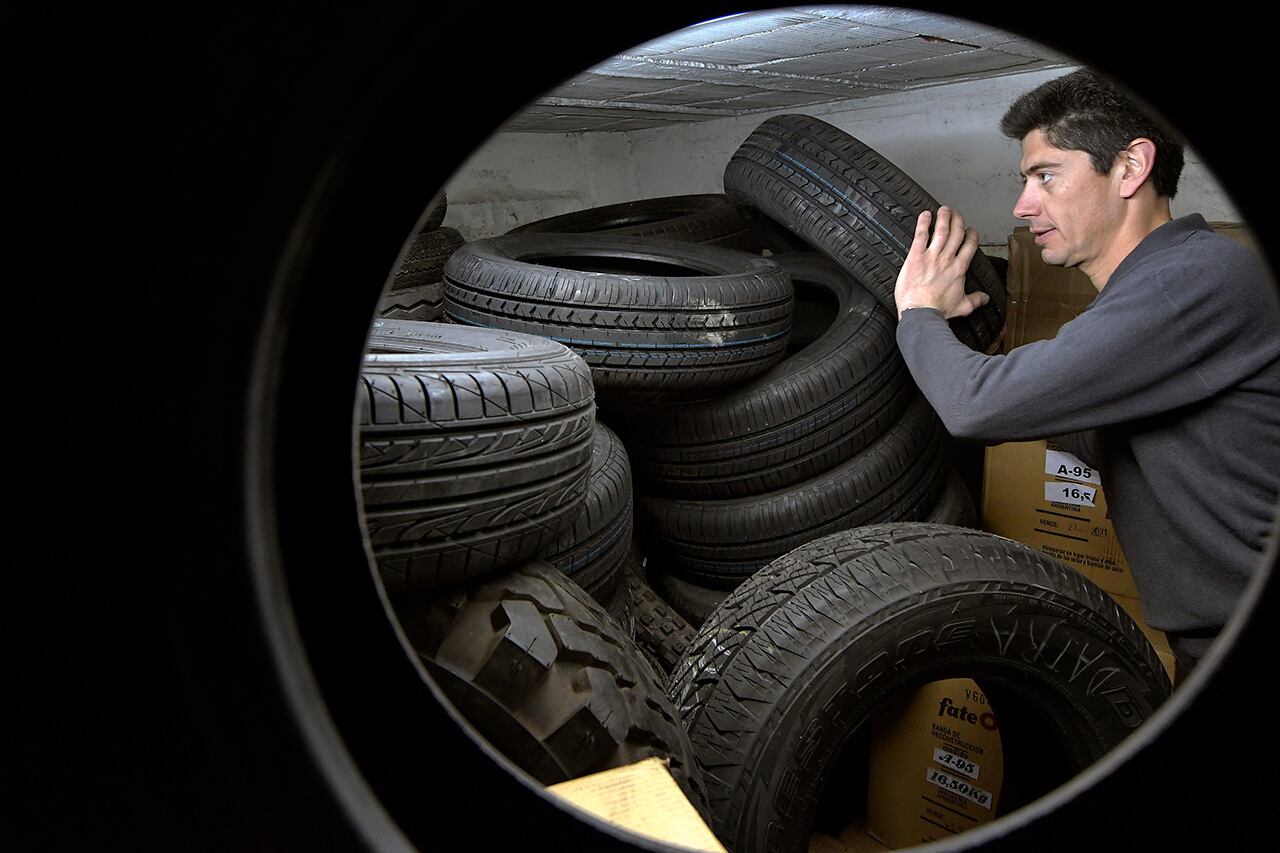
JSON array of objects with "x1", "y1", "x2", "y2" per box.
[{"x1": 1033, "y1": 228, "x2": 1056, "y2": 244}]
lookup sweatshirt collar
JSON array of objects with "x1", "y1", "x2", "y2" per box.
[{"x1": 1107, "y1": 213, "x2": 1211, "y2": 285}]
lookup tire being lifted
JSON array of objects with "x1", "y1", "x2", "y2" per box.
[
  {"x1": 601, "y1": 252, "x2": 910, "y2": 499},
  {"x1": 389, "y1": 561, "x2": 707, "y2": 811},
  {"x1": 668, "y1": 523, "x2": 1172, "y2": 853},
  {"x1": 443, "y1": 233, "x2": 794, "y2": 391},
  {"x1": 724, "y1": 113, "x2": 1007, "y2": 352},
  {"x1": 507, "y1": 193, "x2": 763, "y2": 253},
  {"x1": 358, "y1": 321, "x2": 595, "y2": 589}
]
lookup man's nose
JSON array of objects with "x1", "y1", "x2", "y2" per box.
[{"x1": 1013, "y1": 183, "x2": 1038, "y2": 220}]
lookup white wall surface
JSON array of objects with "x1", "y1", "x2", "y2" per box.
[{"x1": 442, "y1": 67, "x2": 1241, "y2": 248}]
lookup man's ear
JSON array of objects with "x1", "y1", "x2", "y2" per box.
[{"x1": 1117, "y1": 138, "x2": 1157, "y2": 198}]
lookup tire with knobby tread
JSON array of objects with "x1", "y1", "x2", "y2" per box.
[
  {"x1": 375, "y1": 282, "x2": 443, "y2": 322},
  {"x1": 637, "y1": 393, "x2": 946, "y2": 586},
  {"x1": 388, "y1": 561, "x2": 706, "y2": 810},
  {"x1": 540, "y1": 422, "x2": 634, "y2": 605},
  {"x1": 358, "y1": 321, "x2": 594, "y2": 588},
  {"x1": 421, "y1": 191, "x2": 447, "y2": 232},
  {"x1": 723, "y1": 113, "x2": 1006, "y2": 351},
  {"x1": 626, "y1": 564, "x2": 696, "y2": 676},
  {"x1": 508, "y1": 193, "x2": 763, "y2": 253},
  {"x1": 600, "y1": 252, "x2": 910, "y2": 498},
  {"x1": 390, "y1": 226, "x2": 465, "y2": 293},
  {"x1": 668, "y1": 523, "x2": 1172, "y2": 853},
  {"x1": 443, "y1": 233, "x2": 794, "y2": 391}
]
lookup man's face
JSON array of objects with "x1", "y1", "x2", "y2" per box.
[{"x1": 1013, "y1": 129, "x2": 1122, "y2": 270}]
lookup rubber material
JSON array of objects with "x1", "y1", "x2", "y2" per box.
[
  {"x1": 669, "y1": 523, "x2": 1172, "y2": 853},
  {"x1": 388, "y1": 561, "x2": 706, "y2": 811},
  {"x1": 508, "y1": 193, "x2": 763, "y2": 253},
  {"x1": 390, "y1": 226, "x2": 464, "y2": 293},
  {"x1": 626, "y1": 564, "x2": 696, "y2": 676},
  {"x1": 442, "y1": 233, "x2": 794, "y2": 391},
  {"x1": 375, "y1": 282, "x2": 443, "y2": 321},
  {"x1": 358, "y1": 322, "x2": 595, "y2": 588},
  {"x1": 637, "y1": 393, "x2": 946, "y2": 586},
  {"x1": 540, "y1": 422, "x2": 634, "y2": 605},
  {"x1": 723, "y1": 113, "x2": 1006, "y2": 351},
  {"x1": 421, "y1": 191, "x2": 447, "y2": 232},
  {"x1": 601, "y1": 252, "x2": 910, "y2": 498},
  {"x1": 652, "y1": 568, "x2": 730, "y2": 630},
  {"x1": 924, "y1": 465, "x2": 979, "y2": 528}
]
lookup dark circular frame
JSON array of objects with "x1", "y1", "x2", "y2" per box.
[{"x1": 40, "y1": 4, "x2": 1276, "y2": 851}]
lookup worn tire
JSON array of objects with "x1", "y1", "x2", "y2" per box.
[
  {"x1": 637, "y1": 393, "x2": 946, "y2": 586},
  {"x1": 601, "y1": 252, "x2": 911, "y2": 498},
  {"x1": 442, "y1": 233, "x2": 794, "y2": 391},
  {"x1": 390, "y1": 226, "x2": 465, "y2": 293},
  {"x1": 626, "y1": 564, "x2": 696, "y2": 676},
  {"x1": 668, "y1": 523, "x2": 1172, "y2": 853},
  {"x1": 652, "y1": 569, "x2": 729, "y2": 631},
  {"x1": 358, "y1": 322, "x2": 595, "y2": 588},
  {"x1": 508, "y1": 193, "x2": 763, "y2": 253},
  {"x1": 387, "y1": 561, "x2": 706, "y2": 810},
  {"x1": 924, "y1": 466, "x2": 978, "y2": 528},
  {"x1": 375, "y1": 282, "x2": 443, "y2": 321},
  {"x1": 540, "y1": 422, "x2": 634, "y2": 605},
  {"x1": 421, "y1": 191, "x2": 447, "y2": 232},
  {"x1": 723, "y1": 113, "x2": 1006, "y2": 351}
]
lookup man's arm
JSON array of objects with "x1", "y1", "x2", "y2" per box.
[{"x1": 891, "y1": 209, "x2": 1276, "y2": 443}]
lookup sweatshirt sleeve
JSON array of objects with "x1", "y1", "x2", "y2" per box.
[{"x1": 894, "y1": 242, "x2": 1278, "y2": 443}]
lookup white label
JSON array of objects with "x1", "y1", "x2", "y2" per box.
[
  {"x1": 1045, "y1": 482, "x2": 1097, "y2": 507},
  {"x1": 1044, "y1": 449, "x2": 1100, "y2": 485},
  {"x1": 932, "y1": 748, "x2": 980, "y2": 780},
  {"x1": 926, "y1": 768, "x2": 993, "y2": 810}
]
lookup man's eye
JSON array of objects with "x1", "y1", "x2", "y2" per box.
[{"x1": 1039, "y1": 172, "x2": 1054, "y2": 185}]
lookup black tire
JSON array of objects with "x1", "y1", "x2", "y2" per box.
[
  {"x1": 668, "y1": 523, "x2": 1172, "y2": 853},
  {"x1": 626, "y1": 564, "x2": 696, "y2": 676},
  {"x1": 388, "y1": 561, "x2": 706, "y2": 810},
  {"x1": 600, "y1": 252, "x2": 911, "y2": 498},
  {"x1": 390, "y1": 226, "x2": 465, "y2": 292},
  {"x1": 358, "y1": 322, "x2": 595, "y2": 588},
  {"x1": 374, "y1": 281, "x2": 443, "y2": 321},
  {"x1": 442, "y1": 233, "x2": 794, "y2": 391},
  {"x1": 924, "y1": 465, "x2": 978, "y2": 528},
  {"x1": 540, "y1": 422, "x2": 633, "y2": 605},
  {"x1": 723, "y1": 113, "x2": 1007, "y2": 351},
  {"x1": 651, "y1": 568, "x2": 729, "y2": 631},
  {"x1": 421, "y1": 191, "x2": 447, "y2": 232},
  {"x1": 508, "y1": 193, "x2": 763, "y2": 253},
  {"x1": 637, "y1": 393, "x2": 946, "y2": 586},
  {"x1": 603, "y1": 569, "x2": 633, "y2": 637}
]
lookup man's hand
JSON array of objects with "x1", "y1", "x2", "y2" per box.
[{"x1": 894, "y1": 206, "x2": 990, "y2": 321}]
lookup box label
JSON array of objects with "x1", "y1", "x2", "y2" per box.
[
  {"x1": 932, "y1": 748, "x2": 980, "y2": 780},
  {"x1": 925, "y1": 768, "x2": 993, "y2": 810},
  {"x1": 1044, "y1": 482, "x2": 1097, "y2": 507},
  {"x1": 1044, "y1": 449, "x2": 1100, "y2": 484}
]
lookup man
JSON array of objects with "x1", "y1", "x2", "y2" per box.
[{"x1": 893, "y1": 68, "x2": 1280, "y2": 683}]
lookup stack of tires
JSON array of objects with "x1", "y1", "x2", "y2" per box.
[
  {"x1": 355, "y1": 319, "x2": 706, "y2": 808},
  {"x1": 353, "y1": 113, "x2": 1176, "y2": 853},
  {"x1": 375, "y1": 192, "x2": 466, "y2": 321}
]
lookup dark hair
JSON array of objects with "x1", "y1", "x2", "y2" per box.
[{"x1": 1000, "y1": 69, "x2": 1185, "y2": 198}]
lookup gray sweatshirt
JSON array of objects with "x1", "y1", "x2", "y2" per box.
[{"x1": 896, "y1": 214, "x2": 1280, "y2": 633}]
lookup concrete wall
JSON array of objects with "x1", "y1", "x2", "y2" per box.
[{"x1": 441, "y1": 67, "x2": 1242, "y2": 250}]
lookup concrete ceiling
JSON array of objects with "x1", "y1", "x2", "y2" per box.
[{"x1": 501, "y1": 6, "x2": 1073, "y2": 133}]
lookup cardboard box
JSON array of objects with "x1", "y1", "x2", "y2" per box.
[
  {"x1": 547, "y1": 757, "x2": 726, "y2": 852},
  {"x1": 1004, "y1": 221, "x2": 1258, "y2": 353},
  {"x1": 866, "y1": 679, "x2": 1003, "y2": 849},
  {"x1": 1113, "y1": 593, "x2": 1177, "y2": 683},
  {"x1": 982, "y1": 439, "x2": 1138, "y2": 599}
]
